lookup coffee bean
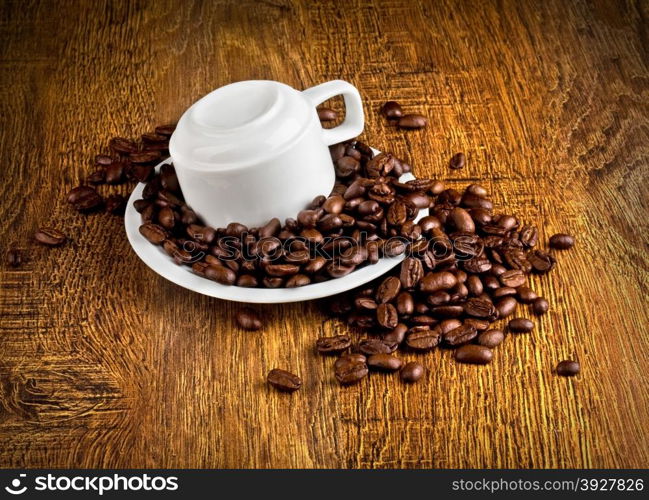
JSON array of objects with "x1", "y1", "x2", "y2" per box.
[
  {"x1": 455, "y1": 344, "x2": 493, "y2": 365},
  {"x1": 464, "y1": 297, "x2": 498, "y2": 320},
  {"x1": 499, "y1": 269, "x2": 526, "y2": 288},
  {"x1": 335, "y1": 354, "x2": 368, "y2": 385},
  {"x1": 381, "y1": 101, "x2": 403, "y2": 119},
  {"x1": 109, "y1": 137, "x2": 138, "y2": 154},
  {"x1": 400, "y1": 361, "x2": 424, "y2": 383},
  {"x1": 265, "y1": 264, "x2": 300, "y2": 277},
  {"x1": 399, "y1": 258, "x2": 423, "y2": 289},
  {"x1": 267, "y1": 369, "x2": 302, "y2": 392},
  {"x1": 387, "y1": 201, "x2": 408, "y2": 226},
  {"x1": 382, "y1": 323, "x2": 408, "y2": 345},
  {"x1": 322, "y1": 195, "x2": 345, "y2": 214},
  {"x1": 335, "y1": 156, "x2": 360, "y2": 178},
  {"x1": 158, "y1": 206, "x2": 176, "y2": 229},
  {"x1": 495, "y1": 296, "x2": 517, "y2": 318},
  {"x1": 67, "y1": 186, "x2": 103, "y2": 212},
  {"x1": 139, "y1": 223, "x2": 167, "y2": 244},
  {"x1": 528, "y1": 250, "x2": 556, "y2": 273},
  {"x1": 549, "y1": 233, "x2": 575, "y2": 249},
  {"x1": 556, "y1": 360, "x2": 580, "y2": 376},
  {"x1": 34, "y1": 227, "x2": 66, "y2": 247},
  {"x1": 397, "y1": 114, "x2": 427, "y2": 129},
  {"x1": 395, "y1": 292, "x2": 414, "y2": 316},
  {"x1": 444, "y1": 324, "x2": 478, "y2": 346},
  {"x1": 204, "y1": 264, "x2": 237, "y2": 285},
  {"x1": 316, "y1": 335, "x2": 351, "y2": 354},
  {"x1": 508, "y1": 317, "x2": 534, "y2": 333},
  {"x1": 449, "y1": 152, "x2": 465, "y2": 170},
  {"x1": 405, "y1": 325, "x2": 441, "y2": 351},
  {"x1": 7, "y1": 248, "x2": 22, "y2": 267},
  {"x1": 516, "y1": 286, "x2": 538, "y2": 303},
  {"x1": 367, "y1": 353, "x2": 403, "y2": 371},
  {"x1": 377, "y1": 303, "x2": 398, "y2": 329},
  {"x1": 532, "y1": 297, "x2": 549, "y2": 315},
  {"x1": 87, "y1": 169, "x2": 105, "y2": 184},
  {"x1": 359, "y1": 338, "x2": 394, "y2": 355},
  {"x1": 477, "y1": 329, "x2": 505, "y2": 348},
  {"x1": 155, "y1": 124, "x2": 176, "y2": 136},
  {"x1": 286, "y1": 274, "x2": 311, "y2": 287},
  {"x1": 130, "y1": 151, "x2": 161, "y2": 165},
  {"x1": 419, "y1": 271, "x2": 458, "y2": 293},
  {"x1": 449, "y1": 207, "x2": 475, "y2": 233},
  {"x1": 236, "y1": 308, "x2": 263, "y2": 330},
  {"x1": 317, "y1": 108, "x2": 338, "y2": 121}
]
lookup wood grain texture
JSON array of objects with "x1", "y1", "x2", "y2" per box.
[{"x1": 1, "y1": 0, "x2": 648, "y2": 468}]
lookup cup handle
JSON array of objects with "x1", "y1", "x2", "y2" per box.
[{"x1": 302, "y1": 80, "x2": 365, "y2": 146}]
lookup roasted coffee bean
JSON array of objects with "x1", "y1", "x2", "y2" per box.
[
  {"x1": 105, "y1": 194, "x2": 126, "y2": 215},
  {"x1": 204, "y1": 264, "x2": 237, "y2": 285},
  {"x1": 187, "y1": 224, "x2": 216, "y2": 244},
  {"x1": 477, "y1": 329, "x2": 505, "y2": 348},
  {"x1": 399, "y1": 257, "x2": 423, "y2": 289},
  {"x1": 387, "y1": 201, "x2": 408, "y2": 226},
  {"x1": 461, "y1": 192, "x2": 493, "y2": 210},
  {"x1": 317, "y1": 107, "x2": 337, "y2": 121},
  {"x1": 109, "y1": 137, "x2": 138, "y2": 154},
  {"x1": 259, "y1": 217, "x2": 281, "y2": 238},
  {"x1": 528, "y1": 250, "x2": 556, "y2": 273},
  {"x1": 225, "y1": 222, "x2": 248, "y2": 237},
  {"x1": 549, "y1": 233, "x2": 575, "y2": 249},
  {"x1": 556, "y1": 360, "x2": 580, "y2": 376},
  {"x1": 463, "y1": 257, "x2": 492, "y2": 274},
  {"x1": 419, "y1": 271, "x2": 458, "y2": 293},
  {"x1": 449, "y1": 207, "x2": 475, "y2": 233},
  {"x1": 262, "y1": 277, "x2": 284, "y2": 288},
  {"x1": 317, "y1": 335, "x2": 351, "y2": 354},
  {"x1": 395, "y1": 292, "x2": 414, "y2": 316},
  {"x1": 397, "y1": 114, "x2": 427, "y2": 129},
  {"x1": 375, "y1": 276, "x2": 401, "y2": 304},
  {"x1": 322, "y1": 195, "x2": 345, "y2": 214},
  {"x1": 265, "y1": 263, "x2": 300, "y2": 277},
  {"x1": 430, "y1": 305, "x2": 464, "y2": 318},
  {"x1": 335, "y1": 355, "x2": 368, "y2": 385},
  {"x1": 464, "y1": 297, "x2": 497, "y2": 319},
  {"x1": 383, "y1": 238, "x2": 407, "y2": 257},
  {"x1": 141, "y1": 132, "x2": 168, "y2": 144},
  {"x1": 532, "y1": 297, "x2": 549, "y2": 315},
  {"x1": 130, "y1": 151, "x2": 161, "y2": 164},
  {"x1": 400, "y1": 361, "x2": 424, "y2": 383},
  {"x1": 402, "y1": 191, "x2": 430, "y2": 209},
  {"x1": 444, "y1": 324, "x2": 478, "y2": 346},
  {"x1": 465, "y1": 184, "x2": 488, "y2": 197},
  {"x1": 155, "y1": 124, "x2": 176, "y2": 136},
  {"x1": 367, "y1": 353, "x2": 403, "y2": 371},
  {"x1": 318, "y1": 214, "x2": 343, "y2": 232},
  {"x1": 34, "y1": 227, "x2": 66, "y2": 246},
  {"x1": 519, "y1": 225, "x2": 539, "y2": 247},
  {"x1": 335, "y1": 156, "x2": 360, "y2": 178},
  {"x1": 303, "y1": 256, "x2": 327, "y2": 274},
  {"x1": 466, "y1": 275, "x2": 484, "y2": 296},
  {"x1": 508, "y1": 317, "x2": 534, "y2": 333},
  {"x1": 236, "y1": 308, "x2": 263, "y2": 330},
  {"x1": 286, "y1": 274, "x2": 311, "y2": 287},
  {"x1": 455, "y1": 344, "x2": 493, "y2": 365},
  {"x1": 449, "y1": 152, "x2": 466, "y2": 170},
  {"x1": 236, "y1": 274, "x2": 258, "y2": 287},
  {"x1": 67, "y1": 185, "x2": 103, "y2": 212},
  {"x1": 418, "y1": 215, "x2": 441, "y2": 234},
  {"x1": 499, "y1": 269, "x2": 526, "y2": 288},
  {"x1": 438, "y1": 319, "x2": 462, "y2": 335},
  {"x1": 516, "y1": 286, "x2": 538, "y2": 303},
  {"x1": 382, "y1": 323, "x2": 408, "y2": 345},
  {"x1": 381, "y1": 101, "x2": 403, "y2": 119},
  {"x1": 355, "y1": 297, "x2": 378, "y2": 310},
  {"x1": 267, "y1": 369, "x2": 302, "y2": 392},
  {"x1": 405, "y1": 325, "x2": 441, "y2": 351},
  {"x1": 377, "y1": 303, "x2": 399, "y2": 329},
  {"x1": 495, "y1": 296, "x2": 517, "y2": 318},
  {"x1": 359, "y1": 338, "x2": 394, "y2": 356},
  {"x1": 158, "y1": 206, "x2": 176, "y2": 229},
  {"x1": 297, "y1": 209, "x2": 320, "y2": 228},
  {"x1": 327, "y1": 262, "x2": 355, "y2": 278},
  {"x1": 103, "y1": 162, "x2": 123, "y2": 184},
  {"x1": 139, "y1": 224, "x2": 166, "y2": 244},
  {"x1": 464, "y1": 318, "x2": 490, "y2": 331}
]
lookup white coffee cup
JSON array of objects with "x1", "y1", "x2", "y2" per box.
[{"x1": 169, "y1": 80, "x2": 364, "y2": 229}]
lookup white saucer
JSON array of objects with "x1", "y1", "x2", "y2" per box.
[{"x1": 124, "y1": 155, "x2": 428, "y2": 303}]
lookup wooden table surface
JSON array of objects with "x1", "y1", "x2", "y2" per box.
[{"x1": 1, "y1": 0, "x2": 648, "y2": 469}]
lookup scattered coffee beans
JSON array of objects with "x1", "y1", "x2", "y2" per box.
[
  {"x1": 236, "y1": 308, "x2": 263, "y2": 331},
  {"x1": 267, "y1": 369, "x2": 302, "y2": 392},
  {"x1": 335, "y1": 354, "x2": 368, "y2": 385},
  {"x1": 34, "y1": 227, "x2": 66, "y2": 247},
  {"x1": 317, "y1": 108, "x2": 338, "y2": 122},
  {"x1": 455, "y1": 344, "x2": 493, "y2": 364},
  {"x1": 508, "y1": 318, "x2": 534, "y2": 333},
  {"x1": 532, "y1": 297, "x2": 549, "y2": 315},
  {"x1": 556, "y1": 360, "x2": 580, "y2": 376},
  {"x1": 367, "y1": 353, "x2": 403, "y2": 371}
]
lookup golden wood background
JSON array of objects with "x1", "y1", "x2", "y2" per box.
[{"x1": 1, "y1": 0, "x2": 648, "y2": 468}]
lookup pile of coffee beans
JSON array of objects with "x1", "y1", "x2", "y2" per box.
[
  {"x1": 132, "y1": 140, "x2": 432, "y2": 288},
  {"x1": 51, "y1": 119, "x2": 579, "y2": 392}
]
